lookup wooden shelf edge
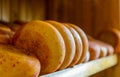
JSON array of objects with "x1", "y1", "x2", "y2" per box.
[{"x1": 40, "y1": 54, "x2": 118, "y2": 77}]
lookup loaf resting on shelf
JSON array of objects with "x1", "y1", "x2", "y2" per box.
[
  {"x1": 0, "y1": 20, "x2": 116, "y2": 77},
  {"x1": 0, "y1": 44, "x2": 40, "y2": 77}
]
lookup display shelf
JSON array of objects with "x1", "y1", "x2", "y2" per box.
[{"x1": 40, "y1": 54, "x2": 117, "y2": 77}]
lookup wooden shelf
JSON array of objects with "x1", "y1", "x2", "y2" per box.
[{"x1": 40, "y1": 54, "x2": 117, "y2": 77}]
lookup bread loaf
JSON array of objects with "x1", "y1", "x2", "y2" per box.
[
  {"x1": 68, "y1": 24, "x2": 89, "y2": 64},
  {"x1": 95, "y1": 40, "x2": 114, "y2": 56},
  {"x1": 89, "y1": 41, "x2": 100, "y2": 60},
  {"x1": 47, "y1": 21, "x2": 76, "y2": 70},
  {"x1": 88, "y1": 35, "x2": 114, "y2": 57},
  {"x1": 12, "y1": 20, "x2": 65, "y2": 75},
  {"x1": 64, "y1": 23, "x2": 82, "y2": 66},
  {"x1": 0, "y1": 23, "x2": 12, "y2": 34},
  {"x1": 0, "y1": 24, "x2": 14, "y2": 44},
  {"x1": 0, "y1": 44, "x2": 40, "y2": 77}
]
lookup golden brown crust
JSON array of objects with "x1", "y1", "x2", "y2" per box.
[
  {"x1": 0, "y1": 24, "x2": 15, "y2": 44},
  {"x1": 63, "y1": 23, "x2": 83, "y2": 66},
  {"x1": 68, "y1": 24, "x2": 89, "y2": 64},
  {"x1": 0, "y1": 23, "x2": 12, "y2": 34},
  {"x1": 88, "y1": 36, "x2": 107, "y2": 57},
  {"x1": 0, "y1": 44, "x2": 41, "y2": 77},
  {"x1": 47, "y1": 21, "x2": 75, "y2": 70},
  {"x1": 94, "y1": 40, "x2": 114, "y2": 56},
  {"x1": 0, "y1": 34, "x2": 10, "y2": 44},
  {"x1": 12, "y1": 20, "x2": 65, "y2": 75},
  {"x1": 89, "y1": 41, "x2": 100, "y2": 60},
  {"x1": 88, "y1": 35, "x2": 114, "y2": 56}
]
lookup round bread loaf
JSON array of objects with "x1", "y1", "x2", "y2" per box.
[
  {"x1": 89, "y1": 41, "x2": 100, "y2": 60},
  {"x1": 0, "y1": 44, "x2": 40, "y2": 77},
  {"x1": 88, "y1": 35, "x2": 114, "y2": 57},
  {"x1": 68, "y1": 24, "x2": 89, "y2": 64},
  {"x1": 88, "y1": 36, "x2": 107, "y2": 57},
  {"x1": 98, "y1": 28, "x2": 118, "y2": 53},
  {"x1": 47, "y1": 21, "x2": 75, "y2": 70},
  {"x1": 0, "y1": 34, "x2": 10, "y2": 44},
  {"x1": 95, "y1": 40, "x2": 114, "y2": 56},
  {"x1": 0, "y1": 23, "x2": 12, "y2": 34},
  {"x1": 99, "y1": 46, "x2": 107, "y2": 57},
  {"x1": 64, "y1": 23, "x2": 82, "y2": 66},
  {"x1": 12, "y1": 20, "x2": 65, "y2": 75},
  {"x1": 0, "y1": 24, "x2": 14, "y2": 44}
]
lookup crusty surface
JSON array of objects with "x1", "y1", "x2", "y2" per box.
[
  {"x1": 0, "y1": 34, "x2": 10, "y2": 44},
  {"x1": 12, "y1": 20, "x2": 65, "y2": 75},
  {"x1": 0, "y1": 24, "x2": 13, "y2": 35},
  {"x1": 68, "y1": 24, "x2": 89, "y2": 64},
  {"x1": 64, "y1": 23, "x2": 82, "y2": 66},
  {"x1": 47, "y1": 21, "x2": 75, "y2": 70},
  {"x1": 89, "y1": 41, "x2": 100, "y2": 60},
  {"x1": 88, "y1": 36, "x2": 107, "y2": 57},
  {"x1": 95, "y1": 40, "x2": 114, "y2": 56},
  {"x1": 0, "y1": 24, "x2": 15, "y2": 44},
  {"x1": 88, "y1": 35, "x2": 114, "y2": 56},
  {"x1": 0, "y1": 44, "x2": 40, "y2": 77}
]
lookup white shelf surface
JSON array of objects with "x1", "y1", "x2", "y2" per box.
[{"x1": 40, "y1": 54, "x2": 117, "y2": 77}]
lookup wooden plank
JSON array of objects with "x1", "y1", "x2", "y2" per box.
[
  {"x1": 106, "y1": 54, "x2": 120, "y2": 77},
  {"x1": 109, "y1": 0, "x2": 119, "y2": 29},
  {"x1": 119, "y1": 0, "x2": 120, "y2": 28},
  {"x1": 81, "y1": 0, "x2": 94, "y2": 35},
  {"x1": 93, "y1": 54, "x2": 120, "y2": 77},
  {"x1": 18, "y1": 0, "x2": 27, "y2": 22},
  {"x1": 40, "y1": 54, "x2": 117, "y2": 77},
  {"x1": 46, "y1": 0, "x2": 61, "y2": 20},
  {"x1": 0, "y1": 0, "x2": 1, "y2": 21},
  {"x1": 46, "y1": 0, "x2": 93, "y2": 35},
  {"x1": 93, "y1": 0, "x2": 119, "y2": 36},
  {"x1": 1, "y1": 0, "x2": 10, "y2": 22},
  {"x1": 31, "y1": 0, "x2": 46, "y2": 20},
  {"x1": 26, "y1": 0, "x2": 33, "y2": 21},
  {"x1": 10, "y1": 0, "x2": 19, "y2": 22}
]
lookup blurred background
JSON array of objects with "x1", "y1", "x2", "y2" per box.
[{"x1": 0, "y1": 0, "x2": 119, "y2": 37}]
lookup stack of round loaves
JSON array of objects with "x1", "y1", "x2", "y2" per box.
[
  {"x1": 12, "y1": 20, "x2": 89, "y2": 75},
  {"x1": 0, "y1": 20, "x2": 116, "y2": 77},
  {"x1": 88, "y1": 35, "x2": 114, "y2": 61},
  {"x1": 0, "y1": 23, "x2": 40, "y2": 77}
]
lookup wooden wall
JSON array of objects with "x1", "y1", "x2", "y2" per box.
[
  {"x1": 93, "y1": 0, "x2": 120, "y2": 36},
  {"x1": 46, "y1": 0, "x2": 119, "y2": 36},
  {"x1": 0, "y1": 0, "x2": 46, "y2": 22},
  {"x1": 0, "y1": 0, "x2": 119, "y2": 36},
  {"x1": 46, "y1": 0, "x2": 94, "y2": 35}
]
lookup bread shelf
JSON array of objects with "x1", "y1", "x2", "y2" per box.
[{"x1": 40, "y1": 54, "x2": 117, "y2": 77}]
